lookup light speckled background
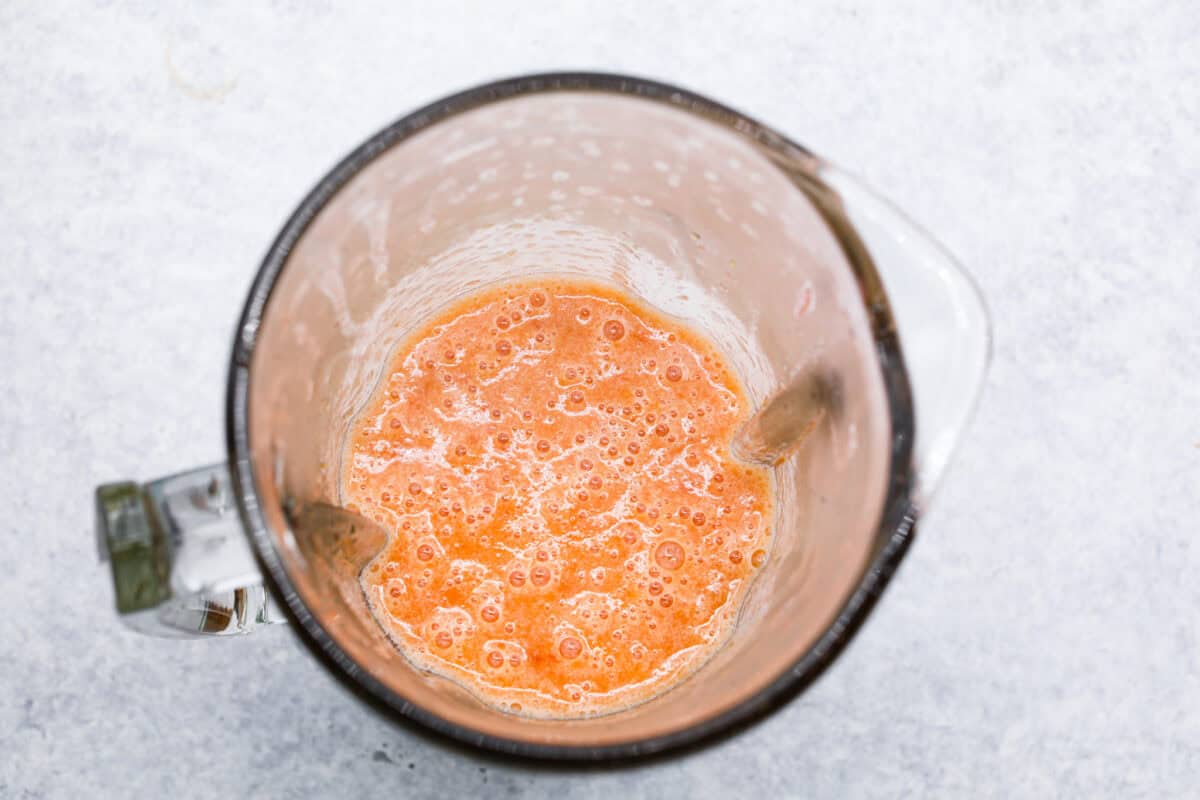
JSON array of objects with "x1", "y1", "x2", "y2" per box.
[{"x1": 2, "y1": 2, "x2": 1197, "y2": 797}]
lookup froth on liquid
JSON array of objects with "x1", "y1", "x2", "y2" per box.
[{"x1": 344, "y1": 278, "x2": 772, "y2": 717}]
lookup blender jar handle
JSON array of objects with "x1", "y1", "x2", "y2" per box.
[
  {"x1": 820, "y1": 164, "x2": 992, "y2": 505},
  {"x1": 95, "y1": 463, "x2": 286, "y2": 637}
]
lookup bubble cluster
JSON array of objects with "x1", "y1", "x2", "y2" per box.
[{"x1": 349, "y1": 279, "x2": 773, "y2": 718}]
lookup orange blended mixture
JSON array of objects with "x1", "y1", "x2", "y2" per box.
[{"x1": 343, "y1": 278, "x2": 772, "y2": 717}]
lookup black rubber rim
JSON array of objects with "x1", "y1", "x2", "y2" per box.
[{"x1": 225, "y1": 72, "x2": 918, "y2": 761}]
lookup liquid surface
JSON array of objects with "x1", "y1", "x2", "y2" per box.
[{"x1": 344, "y1": 279, "x2": 772, "y2": 717}]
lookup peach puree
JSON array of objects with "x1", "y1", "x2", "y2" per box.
[{"x1": 344, "y1": 278, "x2": 772, "y2": 717}]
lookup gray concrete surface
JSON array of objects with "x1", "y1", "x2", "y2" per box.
[{"x1": 2, "y1": 2, "x2": 1197, "y2": 797}]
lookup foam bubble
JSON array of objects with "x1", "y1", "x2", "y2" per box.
[
  {"x1": 654, "y1": 541, "x2": 685, "y2": 571},
  {"x1": 603, "y1": 320, "x2": 625, "y2": 341},
  {"x1": 559, "y1": 637, "x2": 583, "y2": 659}
]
